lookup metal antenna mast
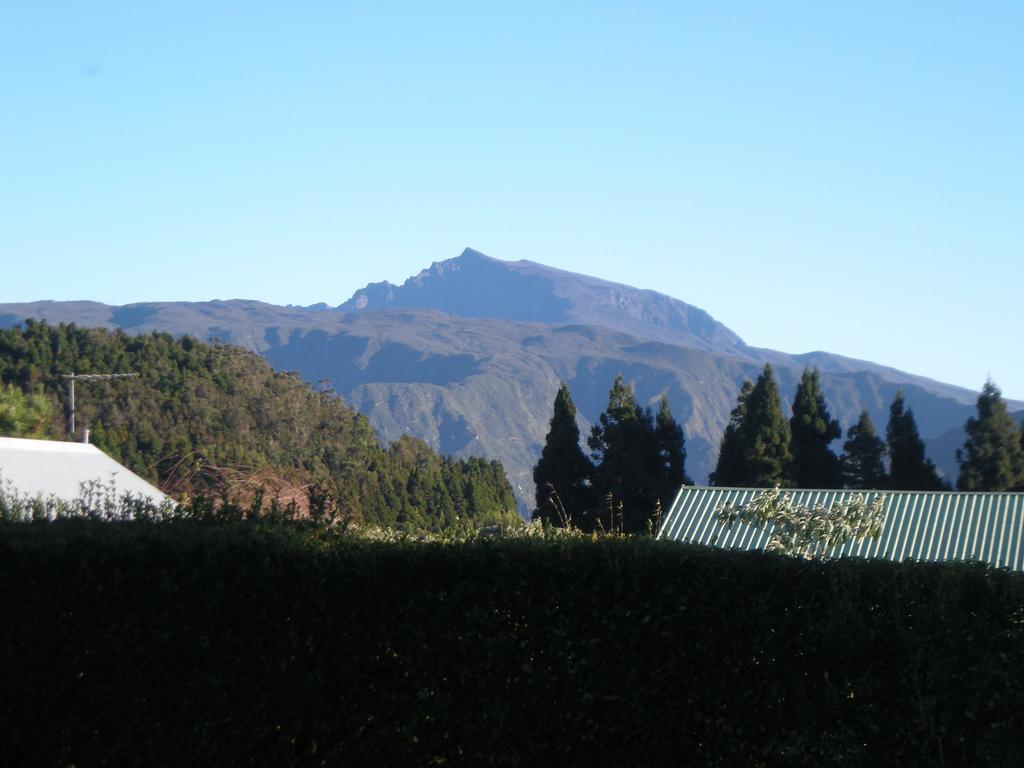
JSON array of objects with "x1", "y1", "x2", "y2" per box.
[{"x1": 62, "y1": 372, "x2": 139, "y2": 441}]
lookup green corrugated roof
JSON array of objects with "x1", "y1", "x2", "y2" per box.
[{"x1": 657, "y1": 486, "x2": 1024, "y2": 571}]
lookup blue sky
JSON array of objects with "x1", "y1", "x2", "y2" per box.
[{"x1": 2, "y1": 2, "x2": 1022, "y2": 398}]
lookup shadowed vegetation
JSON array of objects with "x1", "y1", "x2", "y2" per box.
[{"x1": 1, "y1": 522, "x2": 1021, "y2": 766}]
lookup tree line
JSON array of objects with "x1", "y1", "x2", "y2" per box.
[
  {"x1": 532, "y1": 376, "x2": 689, "y2": 534},
  {"x1": 713, "y1": 364, "x2": 1024, "y2": 493},
  {"x1": 533, "y1": 367, "x2": 1024, "y2": 535},
  {"x1": 711, "y1": 364, "x2": 948, "y2": 490}
]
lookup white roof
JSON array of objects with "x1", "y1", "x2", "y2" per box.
[{"x1": 0, "y1": 436, "x2": 169, "y2": 504}]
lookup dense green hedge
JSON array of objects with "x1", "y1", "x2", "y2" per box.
[{"x1": 2, "y1": 523, "x2": 1023, "y2": 767}]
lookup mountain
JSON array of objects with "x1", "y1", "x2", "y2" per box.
[
  {"x1": 0, "y1": 249, "x2": 1006, "y2": 511},
  {"x1": 339, "y1": 248, "x2": 746, "y2": 354}
]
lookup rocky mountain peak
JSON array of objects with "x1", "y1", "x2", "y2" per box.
[{"x1": 338, "y1": 248, "x2": 747, "y2": 352}]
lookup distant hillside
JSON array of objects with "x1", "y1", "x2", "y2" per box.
[
  {"x1": 257, "y1": 311, "x2": 991, "y2": 501},
  {"x1": 0, "y1": 321, "x2": 519, "y2": 532},
  {"x1": 0, "y1": 249, "x2": 1007, "y2": 509}
]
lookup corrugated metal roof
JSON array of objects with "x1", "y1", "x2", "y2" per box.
[
  {"x1": 0, "y1": 436, "x2": 169, "y2": 504},
  {"x1": 657, "y1": 486, "x2": 1024, "y2": 571}
]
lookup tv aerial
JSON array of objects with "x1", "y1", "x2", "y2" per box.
[{"x1": 62, "y1": 372, "x2": 139, "y2": 442}]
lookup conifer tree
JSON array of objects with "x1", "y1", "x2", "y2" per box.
[
  {"x1": 654, "y1": 394, "x2": 691, "y2": 509},
  {"x1": 740, "y1": 364, "x2": 793, "y2": 487},
  {"x1": 532, "y1": 383, "x2": 594, "y2": 526},
  {"x1": 0, "y1": 384, "x2": 53, "y2": 438},
  {"x1": 588, "y1": 375, "x2": 661, "y2": 534},
  {"x1": 886, "y1": 390, "x2": 946, "y2": 490},
  {"x1": 956, "y1": 380, "x2": 1024, "y2": 491},
  {"x1": 841, "y1": 409, "x2": 887, "y2": 489},
  {"x1": 710, "y1": 380, "x2": 753, "y2": 486},
  {"x1": 789, "y1": 367, "x2": 841, "y2": 488}
]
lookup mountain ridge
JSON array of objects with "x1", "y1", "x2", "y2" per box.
[{"x1": 339, "y1": 248, "x2": 748, "y2": 354}]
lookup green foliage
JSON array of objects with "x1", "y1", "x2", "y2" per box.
[
  {"x1": 710, "y1": 379, "x2": 753, "y2": 486},
  {"x1": 789, "y1": 367, "x2": 841, "y2": 488},
  {"x1": 712, "y1": 367, "x2": 793, "y2": 487},
  {"x1": 0, "y1": 321, "x2": 519, "y2": 533},
  {"x1": 2, "y1": 522, "x2": 1022, "y2": 766},
  {"x1": 0, "y1": 383, "x2": 52, "y2": 438},
  {"x1": 886, "y1": 390, "x2": 947, "y2": 491},
  {"x1": 841, "y1": 409, "x2": 888, "y2": 489},
  {"x1": 654, "y1": 393, "x2": 691, "y2": 500},
  {"x1": 715, "y1": 365, "x2": 794, "y2": 488},
  {"x1": 533, "y1": 379, "x2": 689, "y2": 534},
  {"x1": 532, "y1": 383, "x2": 594, "y2": 527},
  {"x1": 587, "y1": 376, "x2": 685, "y2": 534},
  {"x1": 742, "y1": 365, "x2": 793, "y2": 486},
  {"x1": 957, "y1": 380, "x2": 1024, "y2": 491},
  {"x1": 715, "y1": 486, "x2": 886, "y2": 558}
]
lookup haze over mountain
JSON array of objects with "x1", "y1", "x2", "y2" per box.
[{"x1": 0, "y1": 248, "x2": 1006, "y2": 511}]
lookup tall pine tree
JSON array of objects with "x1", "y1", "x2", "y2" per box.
[
  {"x1": 710, "y1": 380, "x2": 753, "y2": 486},
  {"x1": 654, "y1": 394, "x2": 691, "y2": 510},
  {"x1": 956, "y1": 380, "x2": 1024, "y2": 491},
  {"x1": 532, "y1": 383, "x2": 594, "y2": 526},
  {"x1": 0, "y1": 384, "x2": 53, "y2": 438},
  {"x1": 841, "y1": 409, "x2": 887, "y2": 489},
  {"x1": 789, "y1": 367, "x2": 841, "y2": 488},
  {"x1": 886, "y1": 390, "x2": 946, "y2": 490},
  {"x1": 740, "y1": 364, "x2": 793, "y2": 487},
  {"x1": 588, "y1": 375, "x2": 662, "y2": 534}
]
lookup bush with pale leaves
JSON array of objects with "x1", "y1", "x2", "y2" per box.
[{"x1": 715, "y1": 486, "x2": 885, "y2": 559}]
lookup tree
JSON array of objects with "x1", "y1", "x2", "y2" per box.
[
  {"x1": 841, "y1": 409, "x2": 887, "y2": 489},
  {"x1": 740, "y1": 364, "x2": 792, "y2": 487},
  {"x1": 655, "y1": 394, "x2": 690, "y2": 487},
  {"x1": 0, "y1": 384, "x2": 53, "y2": 438},
  {"x1": 789, "y1": 367, "x2": 841, "y2": 488},
  {"x1": 886, "y1": 390, "x2": 946, "y2": 490},
  {"x1": 654, "y1": 394, "x2": 691, "y2": 518},
  {"x1": 710, "y1": 380, "x2": 753, "y2": 486},
  {"x1": 532, "y1": 383, "x2": 594, "y2": 526},
  {"x1": 588, "y1": 375, "x2": 662, "y2": 534},
  {"x1": 956, "y1": 380, "x2": 1024, "y2": 491}
]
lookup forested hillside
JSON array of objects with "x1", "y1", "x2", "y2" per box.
[{"x1": 0, "y1": 321, "x2": 519, "y2": 532}]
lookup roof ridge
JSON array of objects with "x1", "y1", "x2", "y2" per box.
[{"x1": 0, "y1": 437, "x2": 100, "y2": 453}]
